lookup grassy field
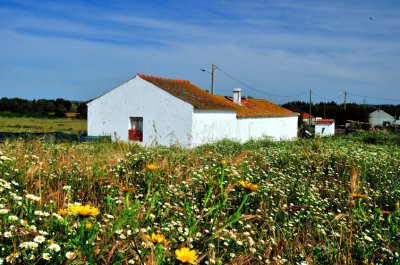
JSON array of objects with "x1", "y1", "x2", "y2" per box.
[
  {"x1": 0, "y1": 136, "x2": 400, "y2": 264},
  {"x1": 0, "y1": 116, "x2": 86, "y2": 134}
]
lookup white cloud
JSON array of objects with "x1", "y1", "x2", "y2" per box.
[{"x1": 0, "y1": 0, "x2": 399, "y2": 104}]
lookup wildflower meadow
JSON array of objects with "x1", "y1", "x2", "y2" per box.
[{"x1": 0, "y1": 136, "x2": 399, "y2": 264}]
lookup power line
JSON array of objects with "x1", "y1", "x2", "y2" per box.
[
  {"x1": 313, "y1": 92, "x2": 342, "y2": 102},
  {"x1": 214, "y1": 65, "x2": 307, "y2": 98},
  {"x1": 347, "y1": 92, "x2": 400, "y2": 102},
  {"x1": 346, "y1": 95, "x2": 357, "y2": 104}
]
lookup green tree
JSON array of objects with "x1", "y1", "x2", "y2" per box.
[{"x1": 77, "y1": 102, "x2": 87, "y2": 119}]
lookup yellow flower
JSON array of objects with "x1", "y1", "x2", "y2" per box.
[
  {"x1": 86, "y1": 222, "x2": 93, "y2": 229},
  {"x1": 147, "y1": 233, "x2": 169, "y2": 246},
  {"x1": 119, "y1": 186, "x2": 137, "y2": 192},
  {"x1": 205, "y1": 179, "x2": 218, "y2": 186},
  {"x1": 396, "y1": 202, "x2": 399, "y2": 208},
  {"x1": 351, "y1": 193, "x2": 368, "y2": 199},
  {"x1": 69, "y1": 204, "x2": 100, "y2": 217},
  {"x1": 238, "y1": 180, "x2": 258, "y2": 191},
  {"x1": 175, "y1": 247, "x2": 198, "y2": 264},
  {"x1": 221, "y1": 160, "x2": 227, "y2": 166},
  {"x1": 57, "y1": 209, "x2": 69, "y2": 216},
  {"x1": 146, "y1": 164, "x2": 159, "y2": 170}
]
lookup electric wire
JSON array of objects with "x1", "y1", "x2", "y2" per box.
[
  {"x1": 313, "y1": 93, "x2": 342, "y2": 102},
  {"x1": 346, "y1": 95, "x2": 357, "y2": 104},
  {"x1": 347, "y1": 92, "x2": 400, "y2": 102},
  {"x1": 205, "y1": 65, "x2": 400, "y2": 103},
  {"x1": 214, "y1": 65, "x2": 308, "y2": 98}
]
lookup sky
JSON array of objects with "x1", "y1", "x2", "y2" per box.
[{"x1": 0, "y1": 0, "x2": 399, "y2": 105}]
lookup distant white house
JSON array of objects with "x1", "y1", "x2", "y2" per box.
[
  {"x1": 315, "y1": 119, "x2": 335, "y2": 136},
  {"x1": 302, "y1": 113, "x2": 316, "y2": 126},
  {"x1": 87, "y1": 74, "x2": 299, "y2": 146},
  {"x1": 369, "y1": 110, "x2": 394, "y2": 127}
]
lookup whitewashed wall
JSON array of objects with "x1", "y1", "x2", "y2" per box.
[
  {"x1": 87, "y1": 76, "x2": 193, "y2": 146},
  {"x1": 237, "y1": 116, "x2": 298, "y2": 141},
  {"x1": 369, "y1": 110, "x2": 394, "y2": 127},
  {"x1": 315, "y1": 123, "x2": 335, "y2": 136},
  {"x1": 191, "y1": 109, "x2": 237, "y2": 146}
]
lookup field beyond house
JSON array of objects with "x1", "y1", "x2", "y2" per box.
[
  {"x1": 0, "y1": 115, "x2": 86, "y2": 134},
  {"x1": 0, "y1": 136, "x2": 400, "y2": 264}
]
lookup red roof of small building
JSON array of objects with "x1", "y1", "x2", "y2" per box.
[
  {"x1": 346, "y1": 120, "x2": 371, "y2": 125},
  {"x1": 316, "y1": 119, "x2": 335, "y2": 124},
  {"x1": 302, "y1": 113, "x2": 314, "y2": 119},
  {"x1": 138, "y1": 74, "x2": 297, "y2": 118}
]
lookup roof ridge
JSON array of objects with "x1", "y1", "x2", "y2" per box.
[{"x1": 137, "y1": 73, "x2": 190, "y2": 83}]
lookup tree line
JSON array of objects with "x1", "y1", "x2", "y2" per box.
[
  {"x1": 0, "y1": 97, "x2": 87, "y2": 119},
  {"x1": 282, "y1": 101, "x2": 400, "y2": 125}
]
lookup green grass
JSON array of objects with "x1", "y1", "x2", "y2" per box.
[
  {"x1": 0, "y1": 136, "x2": 400, "y2": 264},
  {"x1": 0, "y1": 115, "x2": 86, "y2": 134}
]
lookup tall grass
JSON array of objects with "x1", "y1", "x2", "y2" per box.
[{"x1": 0, "y1": 137, "x2": 399, "y2": 264}]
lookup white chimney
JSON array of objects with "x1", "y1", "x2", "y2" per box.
[{"x1": 233, "y1": 88, "x2": 242, "y2": 105}]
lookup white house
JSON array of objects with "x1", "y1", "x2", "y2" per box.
[
  {"x1": 315, "y1": 119, "x2": 335, "y2": 136},
  {"x1": 87, "y1": 74, "x2": 299, "y2": 146},
  {"x1": 369, "y1": 110, "x2": 395, "y2": 127},
  {"x1": 302, "y1": 113, "x2": 316, "y2": 126}
]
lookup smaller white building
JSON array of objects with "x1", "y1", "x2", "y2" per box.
[
  {"x1": 302, "y1": 113, "x2": 316, "y2": 126},
  {"x1": 315, "y1": 119, "x2": 335, "y2": 136},
  {"x1": 369, "y1": 110, "x2": 394, "y2": 127}
]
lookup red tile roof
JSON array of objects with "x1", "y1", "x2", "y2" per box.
[
  {"x1": 214, "y1": 96, "x2": 297, "y2": 117},
  {"x1": 138, "y1": 74, "x2": 235, "y2": 110},
  {"x1": 302, "y1": 113, "x2": 314, "y2": 119},
  {"x1": 346, "y1": 120, "x2": 371, "y2": 125},
  {"x1": 138, "y1": 74, "x2": 297, "y2": 117},
  {"x1": 316, "y1": 119, "x2": 335, "y2": 124}
]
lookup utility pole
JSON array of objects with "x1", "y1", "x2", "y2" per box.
[
  {"x1": 309, "y1": 89, "x2": 312, "y2": 127},
  {"x1": 363, "y1": 98, "x2": 366, "y2": 107},
  {"x1": 211, "y1": 64, "x2": 215, "y2": 95},
  {"x1": 344, "y1": 91, "x2": 347, "y2": 111}
]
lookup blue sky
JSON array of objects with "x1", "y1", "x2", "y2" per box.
[{"x1": 0, "y1": 0, "x2": 399, "y2": 104}]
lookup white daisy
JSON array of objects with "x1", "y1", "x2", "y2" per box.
[
  {"x1": 66, "y1": 251, "x2": 76, "y2": 259},
  {"x1": 49, "y1": 243, "x2": 61, "y2": 252},
  {"x1": 34, "y1": 235, "x2": 46, "y2": 243},
  {"x1": 42, "y1": 253, "x2": 51, "y2": 260},
  {"x1": 28, "y1": 242, "x2": 38, "y2": 249}
]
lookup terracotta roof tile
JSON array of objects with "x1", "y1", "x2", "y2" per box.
[
  {"x1": 138, "y1": 74, "x2": 297, "y2": 117},
  {"x1": 346, "y1": 120, "x2": 371, "y2": 125},
  {"x1": 214, "y1": 96, "x2": 298, "y2": 117},
  {"x1": 138, "y1": 74, "x2": 235, "y2": 110},
  {"x1": 316, "y1": 119, "x2": 335, "y2": 124},
  {"x1": 302, "y1": 113, "x2": 314, "y2": 119}
]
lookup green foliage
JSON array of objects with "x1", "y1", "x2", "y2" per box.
[
  {"x1": 345, "y1": 131, "x2": 400, "y2": 146},
  {"x1": 282, "y1": 101, "x2": 400, "y2": 124},
  {"x1": 0, "y1": 97, "x2": 80, "y2": 118}
]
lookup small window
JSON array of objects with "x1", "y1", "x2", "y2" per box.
[{"x1": 129, "y1": 117, "x2": 143, "y2": 142}]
